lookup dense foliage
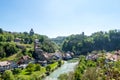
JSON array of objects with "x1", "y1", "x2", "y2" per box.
[
  {"x1": 2, "y1": 70, "x2": 14, "y2": 80},
  {"x1": 51, "y1": 36, "x2": 66, "y2": 45},
  {"x1": 38, "y1": 35, "x2": 58, "y2": 53},
  {"x1": 59, "y1": 54, "x2": 120, "y2": 80},
  {"x1": 0, "y1": 61, "x2": 61, "y2": 80},
  {"x1": 0, "y1": 28, "x2": 58, "y2": 58},
  {"x1": 62, "y1": 30, "x2": 120, "y2": 55},
  {"x1": 0, "y1": 42, "x2": 18, "y2": 58}
]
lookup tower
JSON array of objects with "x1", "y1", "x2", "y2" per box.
[
  {"x1": 30, "y1": 28, "x2": 34, "y2": 36},
  {"x1": 34, "y1": 39, "x2": 39, "y2": 52}
]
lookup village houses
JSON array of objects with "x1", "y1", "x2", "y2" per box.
[{"x1": 0, "y1": 61, "x2": 17, "y2": 72}]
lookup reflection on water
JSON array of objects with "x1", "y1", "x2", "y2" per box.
[{"x1": 43, "y1": 59, "x2": 79, "y2": 80}]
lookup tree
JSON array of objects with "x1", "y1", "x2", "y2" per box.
[
  {"x1": 24, "y1": 37, "x2": 30, "y2": 44},
  {"x1": 12, "y1": 68, "x2": 21, "y2": 74},
  {"x1": 23, "y1": 32, "x2": 28, "y2": 35},
  {"x1": 81, "y1": 67, "x2": 99, "y2": 80},
  {"x1": 6, "y1": 34, "x2": 14, "y2": 42},
  {"x1": 58, "y1": 60, "x2": 62, "y2": 67},
  {"x1": 26, "y1": 63, "x2": 35, "y2": 74},
  {"x1": 21, "y1": 47, "x2": 27, "y2": 55},
  {"x1": 4, "y1": 43, "x2": 17, "y2": 56},
  {"x1": 62, "y1": 30, "x2": 120, "y2": 55},
  {"x1": 31, "y1": 74, "x2": 42, "y2": 80},
  {"x1": 0, "y1": 46, "x2": 6, "y2": 58},
  {"x1": 58, "y1": 73, "x2": 68, "y2": 80},
  {"x1": 0, "y1": 35, "x2": 6, "y2": 42},
  {"x1": 35, "y1": 64, "x2": 41, "y2": 71},
  {"x1": 0, "y1": 28, "x2": 3, "y2": 34},
  {"x1": 46, "y1": 65, "x2": 51, "y2": 72},
  {"x1": 2, "y1": 70, "x2": 14, "y2": 80}
]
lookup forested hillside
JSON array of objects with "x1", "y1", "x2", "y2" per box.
[
  {"x1": 62, "y1": 30, "x2": 120, "y2": 55},
  {"x1": 51, "y1": 36, "x2": 66, "y2": 45},
  {"x1": 0, "y1": 28, "x2": 58, "y2": 59}
]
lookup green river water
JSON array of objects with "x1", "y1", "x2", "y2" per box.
[{"x1": 43, "y1": 58, "x2": 79, "y2": 80}]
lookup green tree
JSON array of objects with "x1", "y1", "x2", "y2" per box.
[
  {"x1": 35, "y1": 64, "x2": 41, "y2": 71},
  {"x1": 2, "y1": 70, "x2": 14, "y2": 80},
  {"x1": 0, "y1": 35, "x2": 6, "y2": 42},
  {"x1": 0, "y1": 28, "x2": 3, "y2": 34},
  {"x1": 4, "y1": 42, "x2": 17, "y2": 56},
  {"x1": 12, "y1": 68, "x2": 21, "y2": 74},
  {"x1": 81, "y1": 67, "x2": 99, "y2": 80},
  {"x1": 46, "y1": 65, "x2": 51, "y2": 72},
  {"x1": 0, "y1": 46, "x2": 6, "y2": 58},
  {"x1": 26, "y1": 63, "x2": 35, "y2": 74},
  {"x1": 6, "y1": 34, "x2": 14, "y2": 42},
  {"x1": 58, "y1": 60, "x2": 62, "y2": 67},
  {"x1": 58, "y1": 73, "x2": 68, "y2": 80}
]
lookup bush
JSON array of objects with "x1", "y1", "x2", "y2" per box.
[
  {"x1": 12, "y1": 68, "x2": 21, "y2": 74},
  {"x1": 46, "y1": 65, "x2": 51, "y2": 72},
  {"x1": 31, "y1": 74, "x2": 42, "y2": 80},
  {"x1": 58, "y1": 60, "x2": 62, "y2": 67},
  {"x1": 26, "y1": 63, "x2": 35, "y2": 74},
  {"x1": 2, "y1": 70, "x2": 14, "y2": 80},
  {"x1": 58, "y1": 73, "x2": 68, "y2": 80},
  {"x1": 35, "y1": 64, "x2": 41, "y2": 71}
]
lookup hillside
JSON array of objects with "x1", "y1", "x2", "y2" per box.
[
  {"x1": 62, "y1": 30, "x2": 120, "y2": 55},
  {"x1": 0, "y1": 28, "x2": 58, "y2": 60},
  {"x1": 51, "y1": 36, "x2": 66, "y2": 45}
]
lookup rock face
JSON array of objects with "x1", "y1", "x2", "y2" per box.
[
  {"x1": 34, "y1": 39, "x2": 52, "y2": 61},
  {"x1": 35, "y1": 50, "x2": 48, "y2": 61},
  {"x1": 34, "y1": 39, "x2": 63, "y2": 63},
  {"x1": 34, "y1": 39, "x2": 47, "y2": 61}
]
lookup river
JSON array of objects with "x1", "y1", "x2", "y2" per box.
[{"x1": 43, "y1": 58, "x2": 79, "y2": 80}]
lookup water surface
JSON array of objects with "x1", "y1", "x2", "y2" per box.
[{"x1": 43, "y1": 58, "x2": 79, "y2": 80}]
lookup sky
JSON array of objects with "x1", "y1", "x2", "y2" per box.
[{"x1": 0, "y1": 0, "x2": 120, "y2": 38}]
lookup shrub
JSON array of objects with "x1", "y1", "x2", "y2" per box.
[
  {"x1": 2, "y1": 70, "x2": 14, "y2": 80},
  {"x1": 35, "y1": 64, "x2": 41, "y2": 71},
  {"x1": 26, "y1": 63, "x2": 35, "y2": 74}
]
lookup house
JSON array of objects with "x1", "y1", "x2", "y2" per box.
[
  {"x1": 105, "y1": 52, "x2": 120, "y2": 61},
  {"x1": 17, "y1": 55, "x2": 32, "y2": 65},
  {"x1": 53, "y1": 52, "x2": 62, "y2": 60},
  {"x1": 67, "y1": 51, "x2": 74, "y2": 58},
  {"x1": 0, "y1": 61, "x2": 17, "y2": 71},
  {"x1": 86, "y1": 54, "x2": 98, "y2": 61},
  {"x1": 62, "y1": 51, "x2": 75, "y2": 60},
  {"x1": 114, "y1": 50, "x2": 120, "y2": 55},
  {"x1": 63, "y1": 53, "x2": 72, "y2": 60},
  {"x1": 18, "y1": 64, "x2": 28, "y2": 69},
  {"x1": 14, "y1": 38, "x2": 21, "y2": 43},
  {"x1": 37, "y1": 60, "x2": 47, "y2": 66}
]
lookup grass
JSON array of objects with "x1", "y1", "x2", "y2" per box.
[
  {"x1": 0, "y1": 54, "x2": 18, "y2": 61},
  {"x1": 49, "y1": 62, "x2": 58, "y2": 70},
  {"x1": 16, "y1": 67, "x2": 46, "y2": 79},
  {"x1": 0, "y1": 43, "x2": 33, "y2": 61},
  {"x1": 19, "y1": 67, "x2": 46, "y2": 75},
  {"x1": 16, "y1": 62, "x2": 59, "y2": 79},
  {"x1": 0, "y1": 50, "x2": 23, "y2": 61}
]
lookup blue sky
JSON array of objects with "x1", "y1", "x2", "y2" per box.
[{"x1": 0, "y1": 0, "x2": 120, "y2": 38}]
